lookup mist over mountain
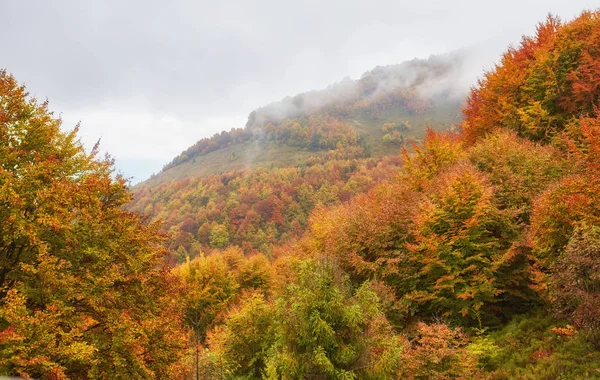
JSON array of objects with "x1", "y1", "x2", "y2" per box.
[
  {"x1": 246, "y1": 52, "x2": 467, "y2": 127},
  {"x1": 141, "y1": 52, "x2": 466, "y2": 188}
]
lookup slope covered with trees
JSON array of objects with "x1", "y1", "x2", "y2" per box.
[
  {"x1": 4, "y1": 9, "x2": 600, "y2": 380},
  {"x1": 131, "y1": 56, "x2": 466, "y2": 260},
  {"x1": 142, "y1": 55, "x2": 464, "y2": 186},
  {"x1": 129, "y1": 155, "x2": 402, "y2": 261},
  {"x1": 171, "y1": 10, "x2": 600, "y2": 379}
]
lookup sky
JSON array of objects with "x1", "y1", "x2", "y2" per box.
[{"x1": 1, "y1": 1, "x2": 598, "y2": 183}]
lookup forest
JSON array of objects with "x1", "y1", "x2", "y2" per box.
[
  {"x1": 161, "y1": 56, "x2": 458, "y2": 174},
  {"x1": 2, "y1": 9, "x2": 600, "y2": 380}
]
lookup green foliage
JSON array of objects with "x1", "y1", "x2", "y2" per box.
[
  {"x1": 210, "y1": 223, "x2": 231, "y2": 249},
  {"x1": 195, "y1": 258, "x2": 403, "y2": 379},
  {"x1": 382, "y1": 130, "x2": 405, "y2": 145},
  {"x1": 174, "y1": 248, "x2": 277, "y2": 379},
  {"x1": 202, "y1": 293, "x2": 277, "y2": 379},
  {"x1": 474, "y1": 313, "x2": 600, "y2": 379},
  {"x1": 265, "y1": 259, "x2": 403, "y2": 379},
  {"x1": 467, "y1": 334, "x2": 500, "y2": 370},
  {"x1": 407, "y1": 163, "x2": 523, "y2": 325}
]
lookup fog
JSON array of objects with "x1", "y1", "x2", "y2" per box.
[
  {"x1": 247, "y1": 51, "x2": 470, "y2": 127},
  {"x1": 0, "y1": 0, "x2": 598, "y2": 182}
]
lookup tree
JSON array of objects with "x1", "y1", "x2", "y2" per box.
[
  {"x1": 462, "y1": 12, "x2": 600, "y2": 144},
  {"x1": 381, "y1": 122, "x2": 397, "y2": 134},
  {"x1": 407, "y1": 163, "x2": 524, "y2": 325},
  {"x1": 398, "y1": 322, "x2": 480, "y2": 379},
  {"x1": 264, "y1": 259, "x2": 403, "y2": 379},
  {"x1": 383, "y1": 131, "x2": 404, "y2": 145},
  {"x1": 209, "y1": 223, "x2": 230, "y2": 249},
  {"x1": 529, "y1": 112, "x2": 600, "y2": 267},
  {"x1": 401, "y1": 129, "x2": 466, "y2": 191},
  {"x1": 551, "y1": 226, "x2": 600, "y2": 346},
  {"x1": 174, "y1": 254, "x2": 238, "y2": 379},
  {"x1": 201, "y1": 293, "x2": 276, "y2": 379},
  {"x1": 468, "y1": 131, "x2": 565, "y2": 223},
  {"x1": 0, "y1": 70, "x2": 186, "y2": 378},
  {"x1": 305, "y1": 182, "x2": 418, "y2": 300},
  {"x1": 236, "y1": 253, "x2": 274, "y2": 292}
]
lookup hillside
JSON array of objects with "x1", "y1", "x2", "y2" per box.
[
  {"x1": 4, "y1": 9, "x2": 600, "y2": 380},
  {"x1": 129, "y1": 155, "x2": 403, "y2": 260},
  {"x1": 177, "y1": 12, "x2": 600, "y2": 379},
  {"x1": 139, "y1": 54, "x2": 464, "y2": 188},
  {"x1": 130, "y1": 55, "x2": 465, "y2": 259}
]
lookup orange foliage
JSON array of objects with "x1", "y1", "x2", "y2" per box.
[
  {"x1": 398, "y1": 322, "x2": 480, "y2": 379},
  {"x1": 130, "y1": 156, "x2": 402, "y2": 259},
  {"x1": 462, "y1": 12, "x2": 600, "y2": 144}
]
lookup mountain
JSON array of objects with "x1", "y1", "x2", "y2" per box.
[
  {"x1": 128, "y1": 54, "x2": 467, "y2": 259},
  {"x1": 137, "y1": 53, "x2": 466, "y2": 188}
]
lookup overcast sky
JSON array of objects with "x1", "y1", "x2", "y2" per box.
[{"x1": 1, "y1": 1, "x2": 597, "y2": 183}]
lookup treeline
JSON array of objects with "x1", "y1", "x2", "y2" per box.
[
  {"x1": 130, "y1": 155, "x2": 402, "y2": 260},
  {"x1": 248, "y1": 87, "x2": 433, "y2": 127},
  {"x1": 162, "y1": 115, "x2": 364, "y2": 171},
  {"x1": 164, "y1": 58, "x2": 451, "y2": 173}
]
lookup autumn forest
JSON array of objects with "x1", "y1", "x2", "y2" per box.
[{"x1": 3, "y1": 10, "x2": 600, "y2": 380}]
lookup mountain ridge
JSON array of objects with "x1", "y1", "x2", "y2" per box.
[{"x1": 137, "y1": 53, "x2": 466, "y2": 188}]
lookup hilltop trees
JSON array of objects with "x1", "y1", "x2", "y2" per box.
[
  {"x1": 0, "y1": 70, "x2": 186, "y2": 379},
  {"x1": 462, "y1": 11, "x2": 600, "y2": 144},
  {"x1": 162, "y1": 115, "x2": 364, "y2": 171}
]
